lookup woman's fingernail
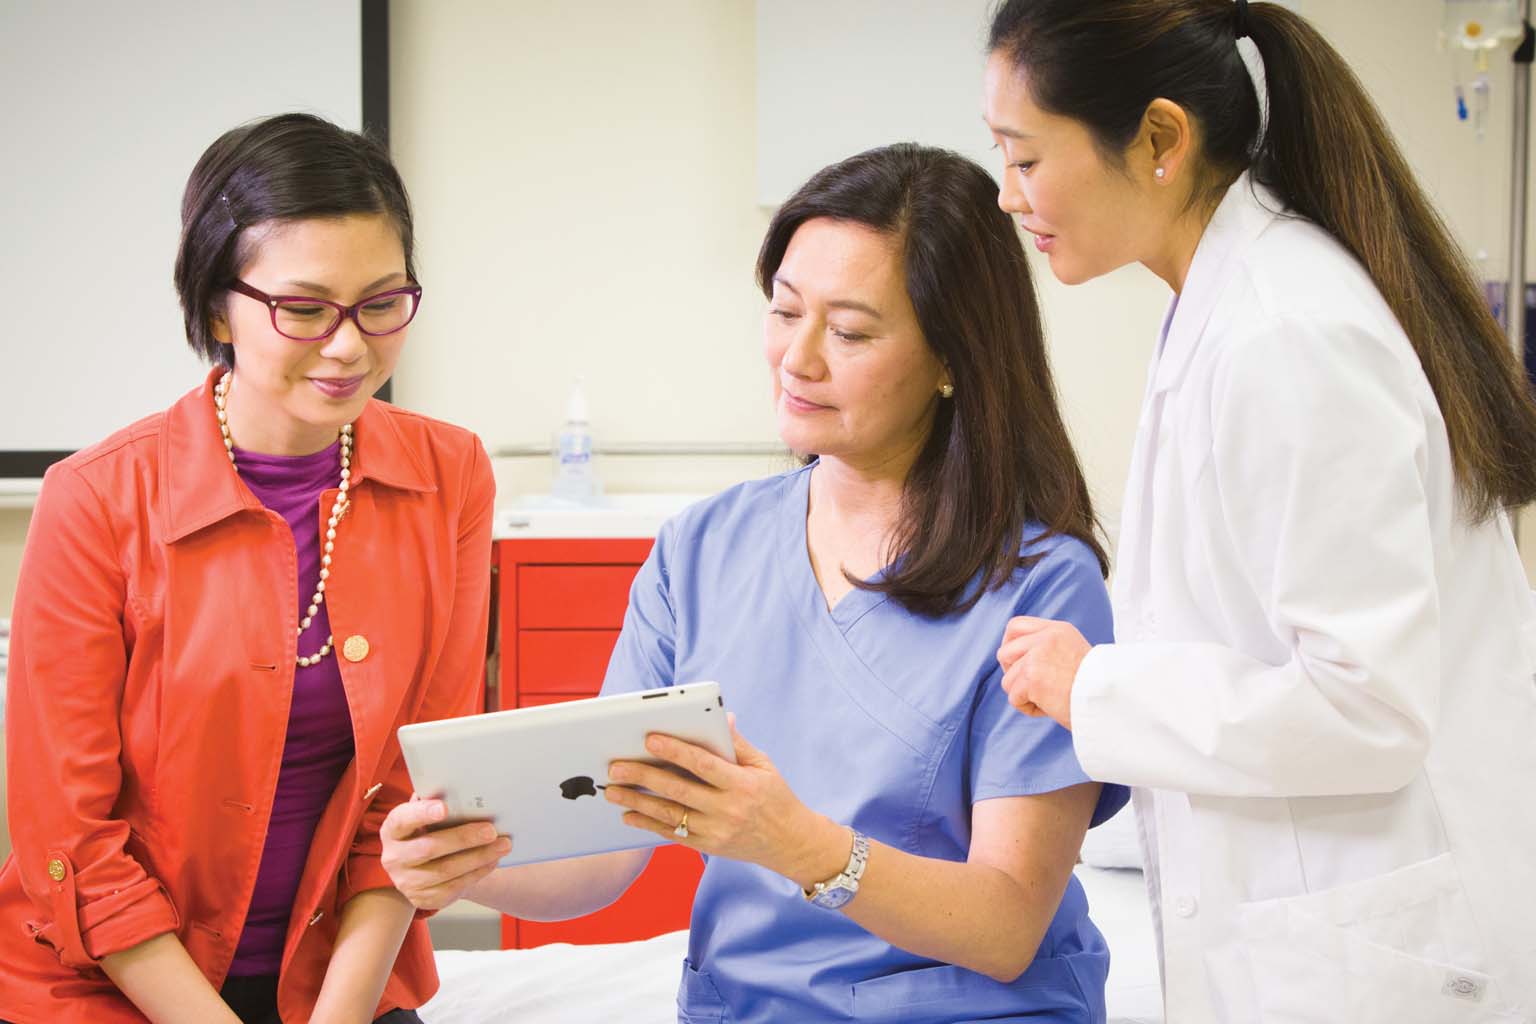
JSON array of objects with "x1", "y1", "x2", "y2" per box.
[
  {"x1": 429, "y1": 802, "x2": 447, "y2": 821},
  {"x1": 646, "y1": 736, "x2": 664, "y2": 753},
  {"x1": 497, "y1": 837, "x2": 513, "y2": 853}
]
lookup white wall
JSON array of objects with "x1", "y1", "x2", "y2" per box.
[
  {"x1": 385, "y1": 0, "x2": 1533, "y2": 535},
  {"x1": 384, "y1": 0, "x2": 1163, "y2": 507},
  {"x1": 755, "y1": 0, "x2": 999, "y2": 206},
  {"x1": 5, "y1": 0, "x2": 1536, "y2": 616},
  {"x1": 387, "y1": 0, "x2": 782, "y2": 500}
]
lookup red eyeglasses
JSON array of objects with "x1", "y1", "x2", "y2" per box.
[{"x1": 228, "y1": 280, "x2": 423, "y2": 341}]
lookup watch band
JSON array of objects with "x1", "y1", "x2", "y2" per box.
[{"x1": 803, "y1": 829, "x2": 870, "y2": 910}]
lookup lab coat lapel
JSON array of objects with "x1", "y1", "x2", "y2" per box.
[
  {"x1": 1111, "y1": 300, "x2": 1178, "y2": 622},
  {"x1": 1152, "y1": 173, "x2": 1287, "y2": 396},
  {"x1": 1116, "y1": 174, "x2": 1288, "y2": 620}
]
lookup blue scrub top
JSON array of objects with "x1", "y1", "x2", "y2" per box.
[{"x1": 601, "y1": 464, "x2": 1129, "y2": 1024}]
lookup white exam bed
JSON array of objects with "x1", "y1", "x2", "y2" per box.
[{"x1": 420, "y1": 864, "x2": 1162, "y2": 1024}]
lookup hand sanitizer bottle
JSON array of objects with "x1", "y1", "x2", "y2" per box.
[{"x1": 551, "y1": 379, "x2": 596, "y2": 503}]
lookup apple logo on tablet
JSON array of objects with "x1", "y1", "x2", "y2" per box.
[{"x1": 559, "y1": 775, "x2": 606, "y2": 800}]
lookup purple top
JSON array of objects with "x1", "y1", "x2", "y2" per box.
[{"x1": 228, "y1": 441, "x2": 356, "y2": 977}]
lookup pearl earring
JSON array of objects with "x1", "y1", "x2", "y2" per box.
[
  {"x1": 939, "y1": 383, "x2": 955, "y2": 399},
  {"x1": 1155, "y1": 167, "x2": 1167, "y2": 180}
]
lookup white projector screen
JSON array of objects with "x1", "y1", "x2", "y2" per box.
[{"x1": 0, "y1": 0, "x2": 362, "y2": 465}]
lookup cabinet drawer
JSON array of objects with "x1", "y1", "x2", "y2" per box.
[
  {"x1": 504, "y1": 844, "x2": 704, "y2": 948},
  {"x1": 518, "y1": 630, "x2": 620, "y2": 694},
  {"x1": 518, "y1": 565, "x2": 639, "y2": 629}
]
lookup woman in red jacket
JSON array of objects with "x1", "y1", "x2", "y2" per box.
[{"x1": 0, "y1": 113, "x2": 493, "y2": 1024}]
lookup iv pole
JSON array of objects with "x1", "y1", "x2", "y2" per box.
[
  {"x1": 1507, "y1": 1, "x2": 1532, "y2": 366},
  {"x1": 1508, "y1": 1, "x2": 1533, "y2": 546}
]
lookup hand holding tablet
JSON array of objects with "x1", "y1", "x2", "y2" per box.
[
  {"x1": 379, "y1": 797, "x2": 509, "y2": 911},
  {"x1": 396, "y1": 683, "x2": 735, "y2": 867},
  {"x1": 603, "y1": 713, "x2": 852, "y2": 890}
]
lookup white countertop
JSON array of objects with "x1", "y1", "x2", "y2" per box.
[
  {"x1": 0, "y1": 481, "x2": 710, "y2": 535},
  {"x1": 493, "y1": 492, "x2": 708, "y2": 539}
]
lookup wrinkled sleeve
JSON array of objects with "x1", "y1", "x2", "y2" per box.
[
  {"x1": 970, "y1": 538, "x2": 1128, "y2": 827},
  {"x1": 1072, "y1": 316, "x2": 1441, "y2": 797},
  {"x1": 6, "y1": 463, "x2": 180, "y2": 966},
  {"x1": 339, "y1": 438, "x2": 495, "y2": 905}
]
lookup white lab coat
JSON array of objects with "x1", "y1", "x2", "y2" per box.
[{"x1": 1072, "y1": 174, "x2": 1536, "y2": 1023}]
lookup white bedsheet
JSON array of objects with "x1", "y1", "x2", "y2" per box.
[
  {"x1": 424, "y1": 928, "x2": 686, "y2": 1024},
  {"x1": 1080, "y1": 865, "x2": 1163, "y2": 1024},
  {"x1": 421, "y1": 866, "x2": 1162, "y2": 1024}
]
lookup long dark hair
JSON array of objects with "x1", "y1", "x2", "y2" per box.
[
  {"x1": 989, "y1": 0, "x2": 1536, "y2": 520},
  {"x1": 174, "y1": 113, "x2": 416, "y2": 366},
  {"x1": 758, "y1": 143, "x2": 1107, "y2": 617}
]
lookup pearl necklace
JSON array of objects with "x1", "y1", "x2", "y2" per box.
[{"x1": 215, "y1": 371, "x2": 353, "y2": 667}]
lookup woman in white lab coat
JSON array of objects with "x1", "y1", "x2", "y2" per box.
[{"x1": 984, "y1": 1, "x2": 1536, "y2": 1021}]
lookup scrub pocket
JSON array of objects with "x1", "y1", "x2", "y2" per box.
[
  {"x1": 677, "y1": 959, "x2": 729, "y2": 1024},
  {"x1": 848, "y1": 956, "x2": 1101, "y2": 1024},
  {"x1": 1238, "y1": 852, "x2": 1521, "y2": 1022}
]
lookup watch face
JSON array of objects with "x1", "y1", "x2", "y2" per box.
[{"x1": 811, "y1": 885, "x2": 855, "y2": 911}]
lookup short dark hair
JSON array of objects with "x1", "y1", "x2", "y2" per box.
[
  {"x1": 173, "y1": 112, "x2": 417, "y2": 366},
  {"x1": 757, "y1": 143, "x2": 1107, "y2": 617}
]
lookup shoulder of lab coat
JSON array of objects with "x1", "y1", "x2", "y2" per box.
[{"x1": 1073, "y1": 208, "x2": 1444, "y2": 798}]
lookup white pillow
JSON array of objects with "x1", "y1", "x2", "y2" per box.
[{"x1": 1079, "y1": 798, "x2": 1143, "y2": 870}]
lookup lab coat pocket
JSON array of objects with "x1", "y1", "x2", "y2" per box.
[
  {"x1": 849, "y1": 957, "x2": 1093, "y2": 1023},
  {"x1": 676, "y1": 958, "x2": 728, "y2": 1024},
  {"x1": 1238, "y1": 852, "x2": 1518, "y2": 1022}
]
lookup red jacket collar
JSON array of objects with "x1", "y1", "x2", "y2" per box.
[{"x1": 161, "y1": 368, "x2": 436, "y2": 543}]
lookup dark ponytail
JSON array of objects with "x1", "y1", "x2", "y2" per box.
[{"x1": 991, "y1": 0, "x2": 1536, "y2": 519}]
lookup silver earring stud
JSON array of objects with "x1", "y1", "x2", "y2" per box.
[
  {"x1": 1155, "y1": 167, "x2": 1167, "y2": 180},
  {"x1": 939, "y1": 383, "x2": 955, "y2": 399}
]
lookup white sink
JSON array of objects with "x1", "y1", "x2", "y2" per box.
[{"x1": 493, "y1": 492, "x2": 709, "y2": 539}]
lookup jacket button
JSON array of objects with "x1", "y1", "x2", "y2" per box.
[
  {"x1": 343, "y1": 635, "x2": 369, "y2": 662},
  {"x1": 46, "y1": 859, "x2": 66, "y2": 882},
  {"x1": 1174, "y1": 896, "x2": 1198, "y2": 918}
]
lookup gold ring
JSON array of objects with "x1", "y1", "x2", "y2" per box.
[{"x1": 674, "y1": 811, "x2": 690, "y2": 839}]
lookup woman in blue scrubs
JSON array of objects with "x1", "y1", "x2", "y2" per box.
[{"x1": 380, "y1": 144, "x2": 1129, "y2": 1023}]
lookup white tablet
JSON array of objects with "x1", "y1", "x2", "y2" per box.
[{"x1": 397, "y1": 682, "x2": 734, "y2": 867}]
